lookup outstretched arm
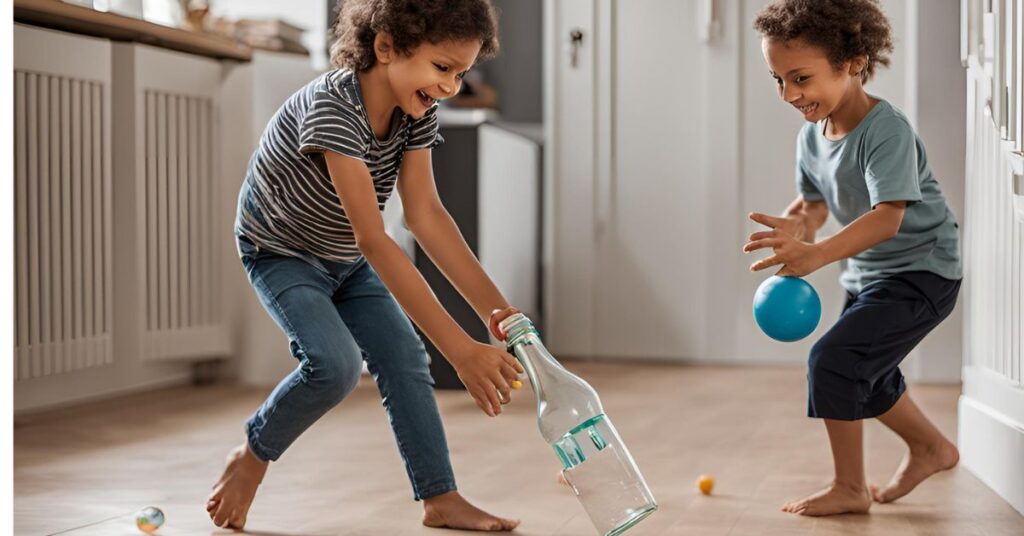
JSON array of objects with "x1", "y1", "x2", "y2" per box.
[{"x1": 744, "y1": 200, "x2": 906, "y2": 277}]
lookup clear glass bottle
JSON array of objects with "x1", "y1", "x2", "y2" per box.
[{"x1": 499, "y1": 313, "x2": 657, "y2": 536}]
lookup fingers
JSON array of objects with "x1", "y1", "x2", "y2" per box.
[
  {"x1": 748, "y1": 229, "x2": 776, "y2": 242},
  {"x1": 500, "y1": 363, "x2": 520, "y2": 386},
  {"x1": 483, "y1": 384, "x2": 503, "y2": 414},
  {"x1": 489, "y1": 306, "x2": 521, "y2": 341},
  {"x1": 743, "y1": 238, "x2": 782, "y2": 253},
  {"x1": 749, "y1": 212, "x2": 783, "y2": 228},
  {"x1": 494, "y1": 375, "x2": 512, "y2": 406},
  {"x1": 469, "y1": 387, "x2": 497, "y2": 417},
  {"x1": 502, "y1": 352, "x2": 525, "y2": 374},
  {"x1": 776, "y1": 266, "x2": 799, "y2": 277},
  {"x1": 750, "y1": 254, "x2": 783, "y2": 271}
]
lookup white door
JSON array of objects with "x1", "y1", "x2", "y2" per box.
[
  {"x1": 547, "y1": 0, "x2": 743, "y2": 360},
  {"x1": 546, "y1": 0, "x2": 599, "y2": 355},
  {"x1": 591, "y1": 0, "x2": 726, "y2": 360}
]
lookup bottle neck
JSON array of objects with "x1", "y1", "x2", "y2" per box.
[{"x1": 501, "y1": 313, "x2": 540, "y2": 350}]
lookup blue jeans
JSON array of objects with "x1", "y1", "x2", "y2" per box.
[{"x1": 237, "y1": 234, "x2": 457, "y2": 500}]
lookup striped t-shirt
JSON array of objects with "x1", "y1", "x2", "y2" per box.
[{"x1": 234, "y1": 68, "x2": 443, "y2": 263}]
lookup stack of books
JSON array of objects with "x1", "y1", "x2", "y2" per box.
[{"x1": 218, "y1": 18, "x2": 308, "y2": 55}]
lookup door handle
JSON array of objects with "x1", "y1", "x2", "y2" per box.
[
  {"x1": 568, "y1": 29, "x2": 584, "y2": 68},
  {"x1": 700, "y1": 0, "x2": 720, "y2": 43}
]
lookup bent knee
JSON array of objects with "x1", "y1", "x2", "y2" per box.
[
  {"x1": 808, "y1": 337, "x2": 855, "y2": 380},
  {"x1": 298, "y1": 350, "x2": 363, "y2": 402}
]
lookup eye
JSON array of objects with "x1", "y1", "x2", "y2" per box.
[
  {"x1": 433, "y1": 63, "x2": 450, "y2": 73},
  {"x1": 794, "y1": 75, "x2": 810, "y2": 84},
  {"x1": 456, "y1": 70, "x2": 469, "y2": 80}
]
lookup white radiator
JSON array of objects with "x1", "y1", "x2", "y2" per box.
[
  {"x1": 14, "y1": 71, "x2": 114, "y2": 380},
  {"x1": 127, "y1": 44, "x2": 230, "y2": 361},
  {"x1": 13, "y1": 27, "x2": 232, "y2": 386},
  {"x1": 138, "y1": 90, "x2": 226, "y2": 360}
]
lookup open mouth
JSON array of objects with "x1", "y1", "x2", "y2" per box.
[
  {"x1": 416, "y1": 90, "x2": 436, "y2": 108},
  {"x1": 795, "y1": 103, "x2": 818, "y2": 116}
]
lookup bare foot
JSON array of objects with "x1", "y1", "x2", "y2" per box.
[
  {"x1": 422, "y1": 491, "x2": 519, "y2": 531},
  {"x1": 781, "y1": 482, "x2": 872, "y2": 516},
  {"x1": 871, "y1": 439, "x2": 959, "y2": 503},
  {"x1": 206, "y1": 443, "x2": 269, "y2": 530}
]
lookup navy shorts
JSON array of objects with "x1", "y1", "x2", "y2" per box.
[{"x1": 807, "y1": 271, "x2": 961, "y2": 420}]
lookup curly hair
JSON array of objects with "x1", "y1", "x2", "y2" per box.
[
  {"x1": 329, "y1": 0, "x2": 499, "y2": 71},
  {"x1": 753, "y1": 0, "x2": 894, "y2": 83}
]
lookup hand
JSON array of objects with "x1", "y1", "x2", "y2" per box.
[
  {"x1": 450, "y1": 340, "x2": 525, "y2": 417},
  {"x1": 488, "y1": 306, "x2": 521, "y2": 341},
  {"x1": 743, "y1": 226, "x2": 828, "y2": 277},
  {"x1": 748, "y1": 212, "x2": 807, "y2": 241}
]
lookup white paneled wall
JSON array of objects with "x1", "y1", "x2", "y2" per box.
[{"x1": 958, "y1": 0, "x2": 1024, "y2": 516}]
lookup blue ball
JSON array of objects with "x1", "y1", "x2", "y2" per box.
[{"x1": 753, "y1": 276, "x2": 822, "y2": 342}]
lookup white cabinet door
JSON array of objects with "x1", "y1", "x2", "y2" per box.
[
  {"x1": 547, "y1": 0, "x2": 599, "y2": 356},
  {"x1": 592, "y1": 0, "x2": 718, "y2": 360},
  {"x1": 548, "y1": 0, "x2": 742, "y2": 360}
]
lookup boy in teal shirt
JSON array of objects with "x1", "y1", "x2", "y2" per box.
[{"x1": 745, "y1": 0, "x2": 962, "y2": 517}]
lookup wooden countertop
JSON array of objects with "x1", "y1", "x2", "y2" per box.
[{"x1": 14, "y1": 0, "x2": 252, "y2": 61}]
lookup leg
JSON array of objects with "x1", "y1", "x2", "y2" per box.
[
  {"x1": 871, "y1": 392, "x2": 959, "y2": 502},
  {"x1": 209, "y1": 254, "x2": 365, "y2": 529},
  {"x1": 334, "y1": 261, "x2": 519, "y2": 531},
  {"x1": 782, "y1": 419, "x2": 872, "y2": 516},
  {"x1": 798, "y1": 273, "x2": 961, "y2": 512}
]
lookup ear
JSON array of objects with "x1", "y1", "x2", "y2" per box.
[
  {"x1": 374, "y1": 32, "x2": 395, "y2": 64},
  {"x1": 849, "y1": 55, "x2": 868, "y2": 77}
]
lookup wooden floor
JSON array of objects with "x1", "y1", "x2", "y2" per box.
[{"x1": 14, "y1": 362, "x2": 1024, "y2": 535}]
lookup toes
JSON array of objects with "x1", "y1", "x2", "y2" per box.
[
  {"x1": 869, "y1": 484, "x2": 883, "y2": 502},
  {"x1": 212, "y1": 505, "x2": 231, "y2": 528},
  {"x1": 206, "y1": 498, "x2": 219, "y2": 513},
  {"x1": 226, "y1": 509, "x2": 243, "y2": 530}
]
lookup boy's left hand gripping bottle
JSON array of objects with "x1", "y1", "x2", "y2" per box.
[{"x1": 499, "y1": 313, "x2": 657, "y2": 536}]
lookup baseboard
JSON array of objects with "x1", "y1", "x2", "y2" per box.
[{"x1": 958, "y1": 395, "x2": 1024, "y2": 515}]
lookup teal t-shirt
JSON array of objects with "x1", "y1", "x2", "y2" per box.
[{"x1": 795, "y1": 99, "x2": 962, "y2": 294}]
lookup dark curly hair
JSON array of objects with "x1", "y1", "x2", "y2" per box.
[
  {"x1": 330, "y1": 0, "x2": 499, "y2": 71},
  {"x1": 753, "y1": 0, "x2": 894, "y2": 83}
]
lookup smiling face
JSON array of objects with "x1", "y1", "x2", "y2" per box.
[
  {"x1": 376, "y1": 36, "x2": 482, "y2": 118},
  {"x1": 761, "y1": 37, "x2": 865, "y2": 123}
]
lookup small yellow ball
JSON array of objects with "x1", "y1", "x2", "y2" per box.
[
  {"x1": 697, "y1": 475, "x2": 715, "y2": 495},
  {"x1": 511, "y1": 380, "x2": 523, "y2": 390}
]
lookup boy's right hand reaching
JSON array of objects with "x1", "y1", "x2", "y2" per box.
[
  {"x1": 749, "y1": 212, "x2": 809, "y2": 241},
  {"x1": 451, "y1": 340, "x2": 524, "y2": 417}
]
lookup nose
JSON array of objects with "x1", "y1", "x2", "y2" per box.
[
  {"x1": 781, "y1": 83, "x2": 800, "y2": 103},
  {"x1": 439, "y1": 78, "x2": 461, "y2": 98}
]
